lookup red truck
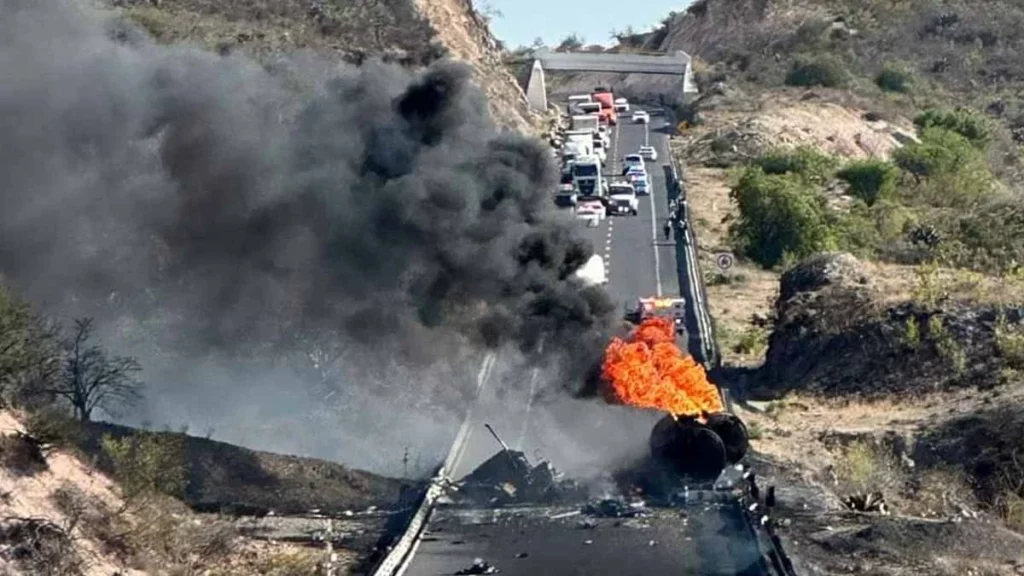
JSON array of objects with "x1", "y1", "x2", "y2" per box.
[{"x1": 591, "y1": 88, "x2": 617, "y2": 126}]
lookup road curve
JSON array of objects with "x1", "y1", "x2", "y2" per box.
[{"x1": 380, "y1": 106, "x2": 772, "y2": 576}]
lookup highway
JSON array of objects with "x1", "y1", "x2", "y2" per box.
[
  {"x1": 407, "y1": 500, "x2": 769, "y2": 576},
  {"x1": 384, "y1": 107, "x2": 773, "y2": 575},
  {"x1": 440, "y1": 112, "x2": 680, "y2": 484}
]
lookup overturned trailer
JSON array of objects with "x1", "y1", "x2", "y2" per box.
[
  {"x1": 649, "y1": 411, "x2": 749, "y2": 481},
  {"x1": 618, "y1": 298, "x2": 751, "y2": 483}
]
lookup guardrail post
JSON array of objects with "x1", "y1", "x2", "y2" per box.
[{"x1": 325, "y1": 518, "x2": 336, "y2": 576}]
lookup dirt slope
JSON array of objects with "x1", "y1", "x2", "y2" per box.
[
  {"x1": 0, "y1": 411, "x2": 348, "y2": 575},
  {"x1": 77, "y1": 420, "x2": 415, "y2": 516},
  {"x1": 413, "y1": 0, "x2": 537, "y2": 133},
  {"x1": 113, "y1": 0, "x2": 536, "y2": 132},
  {"x1": 732, "y1": 253, "x2": 1024, "y2": 574}
]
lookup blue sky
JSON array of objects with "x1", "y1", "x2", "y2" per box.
[{"x1": 481, "y1": 0, "x2": 690, "y2": 49}]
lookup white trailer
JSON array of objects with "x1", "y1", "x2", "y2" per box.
[{"x1": 571, "y1": 114, "x2": 600, "y2": 134}]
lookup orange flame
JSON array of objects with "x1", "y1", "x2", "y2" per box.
[{"x1": 601, "y1": 317, "x2": 724, "y2": 417}]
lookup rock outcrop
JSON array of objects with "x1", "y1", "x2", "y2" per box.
[{"x1": 760, "y1": 253, "x2": 1023, "y2": 398}]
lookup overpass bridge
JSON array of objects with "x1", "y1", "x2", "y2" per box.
[{"x1": 525, "y1": 49, "x2": 698, "y2": 112}]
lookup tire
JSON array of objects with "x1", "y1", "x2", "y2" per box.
[
  {"x1": 705, "y1": 412, "x2": 750, "y2": 465},
  {"x1": 650, "y1": 416, "x2": 728, "y2": 481}
]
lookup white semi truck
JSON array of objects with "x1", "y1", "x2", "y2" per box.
[
  {"x1": 572, "y1": 155, "x2": 605, "y2": 198},
  {"x1": 565, "y1": 129, "x2": 600, "y2": 164}
]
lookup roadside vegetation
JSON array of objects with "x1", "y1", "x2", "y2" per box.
[
  {"x1": 0, "y1": 283, "x2": 403, "y2": 573},
  {"x1": 726, "y1": 108, "x2": 1010, "y2": 273},
  {"x1": 0, "y1": 285, "x2": 228, "y2": 572},
  {"x1": 657, "y1": 0, "x2": 1024, "y2": 552}
]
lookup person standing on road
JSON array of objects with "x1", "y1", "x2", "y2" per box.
[{"x1": 664, "y1": 220, "x2": 671, "y2": 240}]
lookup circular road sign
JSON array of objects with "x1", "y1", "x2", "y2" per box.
[{"x1": 716, "y1": 253, "x2": 735, "y2": 271}]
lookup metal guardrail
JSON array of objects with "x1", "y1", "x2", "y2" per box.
[
  {"x1": 369, "y1": 365, "x2": 492, "y2": 576},
  {"x1": 665, "y1": 153, "x2": 717, "y2": 370},
  {"x1": 666, "y1": 134, "x2": 797, "y2": 576}
]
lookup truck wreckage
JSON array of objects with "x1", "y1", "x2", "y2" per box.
[
  {"x1": 620, "y1": 297, "x2": 751, "y2": 482},
  {"x1": 442, "y1": 412, "x2": 750, "y2": 511},
  {"x1": 438, "y1": 424, "x2": 585, "y2": 507},
  {"x1": 439, "y1": 299, "x2": 751, "y2": 504},
  {"x1": 649, "y1": 411, "x2": 750, "y2": 481}
]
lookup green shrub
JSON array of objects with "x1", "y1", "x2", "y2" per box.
[
  {"x1": 914, "y1": 108, "x2": 991, "y2": 148},
  {"x1": 830, "y1": 199, "x2": 915, "y2": 259},
  {"x1": 893, "y1": 127, "x2": 998, "y2": 209},
  {"x1": 754, "y1": 145, "x2": 839, "y2": 184},
  {"x1": 951, "y1": 197, "x2": 1024, "y2": 271},
  {"x1": 837, "y1": 159, "x2": 900, "y2": 205},
  {"x1": 732, "y1": 326, "x2": 769, "y2": 355},
  {"x1": 729, "y1": 168, "x2": 835, "y2": 269},
  {"x1": 785, "y1": 54, "x2": 848, "y2": 87},
  {"x1": 876, "y1": 63, "x2": 914, "y2": 93},
  {"x1": 893, "y1": 127, "x2": 981, "y2": 179},
  {"x1": 102, "y1": 431, "x2": 189, "y2": 508}
]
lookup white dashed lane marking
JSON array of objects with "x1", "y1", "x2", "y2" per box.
[
  {"x1": 605, "y1": 220, "x2": 614, "y2": 270},
  {"x1": 603, "y1": 121, "x2": 620, "y2": 276}
]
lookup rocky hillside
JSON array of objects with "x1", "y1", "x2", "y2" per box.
[
  {"x1": 658, "y1": 0, "x2": 1024, "y2": 568},
  {"x1": 411, "y1": 0, "x2": 538, "y2": 132},
  {"x1": 732, "y1": 253, "x2": 1024, "y2": 574},
  {"x1": 652, "y1": 0, "x2": 1024, "y2": 144},
  {"x1": 76, "y1": 420, "x2": 415, "y2": 515},
  {"x1": 113, "y1": 0, "x2": 536, "y2": 132}
]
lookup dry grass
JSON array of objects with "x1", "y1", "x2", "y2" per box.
[
  {"x1": 934, "y1": 557, "x2": 1023, "y2": 576},
  {"x1": 0, "y1": 432, "x2": 48, "y2": 476},
  {"x1": 739, "y1": 387, "x2": 1024, "y2": 531},
  {"x1": 681, "y1": 164, "x2": 779, "y2": 366}
]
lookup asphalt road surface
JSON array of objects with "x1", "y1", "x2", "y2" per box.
[
  {"x1": 396, "y1": 107, "x2": 771, "y2": 575},
  {"x1": 444, "y1": 109, "x2": 685, "y2": 483},
  {"x1": 408, "y1": 498, "x2": 770, "y2": 576},
  {"x1": 572, "y1": 112, "x2": 680, "y2": 307}
]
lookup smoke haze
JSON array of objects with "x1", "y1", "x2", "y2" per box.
[{"x1": 0, "y1": 0, "x2": 620, "y2": 474}]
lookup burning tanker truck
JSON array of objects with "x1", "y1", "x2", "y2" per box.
[{"x1": 602, "y1": 312, "x2": 750, "y2": 481}]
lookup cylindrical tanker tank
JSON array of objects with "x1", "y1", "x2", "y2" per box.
[{"x1": 649, "y1": 412, "x2": 749, "y2": 480}]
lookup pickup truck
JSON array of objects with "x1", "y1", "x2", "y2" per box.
[{"x1": 607, "y1": 181, "x2": 639, "y2": 216}]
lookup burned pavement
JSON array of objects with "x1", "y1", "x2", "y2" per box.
[
  {"x1": 406, "y1": 492, "x2": 773, "y2": 575},
  {"x1": 388, "y1": 421, "x2": 784, "y2": 576}
]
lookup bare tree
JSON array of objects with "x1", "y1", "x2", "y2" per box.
[{"x1": 43, "y1": 318, "x2": 142, "y2": 422}]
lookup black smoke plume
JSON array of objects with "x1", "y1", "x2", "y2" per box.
[{"x1": 0, "y1": 0, "x2": 615, "y2": 413}]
